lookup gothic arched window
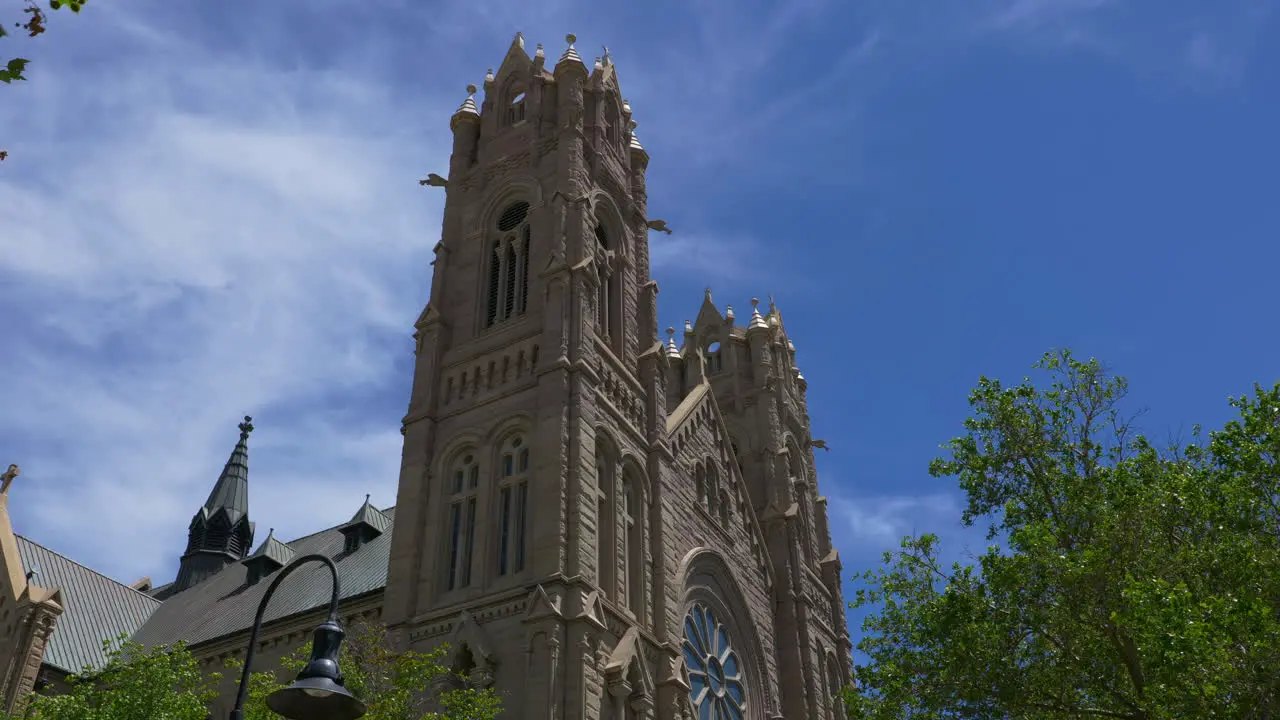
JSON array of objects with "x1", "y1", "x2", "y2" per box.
[
  {"x1": 496, "y1": 434, "x2": 530, "y2": 577},
  {"x1": 621, "y1": 469, "x2": 643, "y2": 614},
  {"x1": 683, "y1": 603, "x2": 748, "y2": 718},
  {"x1": 705, "y1": 340, "x2": 723, "y2": 374},
  {"x1": 593, "y1": 222, "x2": 621, "y2": 350},
  {"x1": 694, "y1": 463, "x2": 708, "y2": 511},
  {"x1": 505, "y1": 85, "x2": 527, "y2": 126},
  {"x1": 595, "y1": 444, "x2": 616, "y2": 600},
  {"x1": 485, "y1": 201, "x2": 531, "y2": 328},
  {"x1": 706, "y1": 462, "x2": 721, "y2": 519},
  {"x1": 604, "y1": 95, "x2": 622, "y2": 147},
  {"x1": 788, "y1": 441, "x2": 815, "y2": 564},
  {"x1": 446, "y1": 452, "x2": 481, "y2": 591}
]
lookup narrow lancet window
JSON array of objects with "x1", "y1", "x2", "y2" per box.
[{"x1": 485, "y1": 201, "x2": 532, "y2": 328}]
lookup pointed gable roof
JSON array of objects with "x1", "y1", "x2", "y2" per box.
[
  {"x1": 694, "y1": 288, "x2": 725, "y2": 335},
  {"x1": 494, "y1": 31, "x2": 532, "y2": 81},
  {"x1": 244, "y1": 528, "x2": 294, "y2": 569},
  {"x1": 341, "y1": 495, "x2": 391, "y2": 536}
]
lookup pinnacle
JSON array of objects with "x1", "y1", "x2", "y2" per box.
[{"x1": 558, "y1": 33, "x2": 584, "y2": 67}]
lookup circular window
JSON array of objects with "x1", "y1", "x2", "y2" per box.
[
  {"x1": 683, "y1": 603, "x2": 747, "y2": 719},
  {"x1": 464, "y1": 454, "x2": 474, "y2": 465},
  {"x1": 512, "y1": 436, "x2": 523, "y2": 448}
]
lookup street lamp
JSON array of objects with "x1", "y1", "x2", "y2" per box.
[{"x1": 229, "y1": 553, "x2": 367, "y2": 720}]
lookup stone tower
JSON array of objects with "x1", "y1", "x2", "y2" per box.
[{"x1": 383, "y1": 33, "x2": 849, "y2": 719}]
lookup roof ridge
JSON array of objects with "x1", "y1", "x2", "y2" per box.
[{"x1": 15, "y1": 534, "x2": 162, "y2": 605}]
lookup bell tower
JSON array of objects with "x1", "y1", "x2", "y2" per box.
[{"x1": 383, "y1": 32, "x2": 668, "y2": 717}]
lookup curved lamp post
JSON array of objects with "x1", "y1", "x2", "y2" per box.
[{"x1": 229, "y1": 554, "x2": 367, "y2": 720}]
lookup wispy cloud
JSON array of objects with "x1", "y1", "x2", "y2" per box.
[
  {"x1": 0, "y1": 5, "x2": 447, "y2": 580},
  {"x1": 828, "y1": 491, "x2": 961, "y2": 551}
]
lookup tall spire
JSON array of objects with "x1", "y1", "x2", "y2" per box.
[
  {"x1": 202, "y1": 416, "x2": 252, "y2": 523},
  {"x1": 172, "y1": 416, "x2": 257, "y2": 594}
]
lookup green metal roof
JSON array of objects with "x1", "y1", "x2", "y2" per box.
[
  {"x1": 15, "y1": 536, "x2": 162, "y2": 674},
  {"x1": 341, "y1": 495, "x2": 391, "y2": 535},
  {"x1": 245, "y1": 529, "x2": 296, "y2": 567},
  {"x1": 131, "y1": 507, "x2": 395, "y2": 650}
]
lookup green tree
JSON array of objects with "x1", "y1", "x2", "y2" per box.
[
  {"x1": 229, "y1": 620, "x2": 502, "y2": 720},
  {"x1": 16, "y1": 637, "x2": 219, "y2": 720},
  {"x1": 844, "y1": 349, "x2": 1280, "y2": 719}
]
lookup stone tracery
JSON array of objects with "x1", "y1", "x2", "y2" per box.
[{"x1": 682, "y1": 602, "x2": 748, "y2": 719}]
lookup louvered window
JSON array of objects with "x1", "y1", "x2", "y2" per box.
[{"x1": 485, "y1": 202, "x2": 532, "y2": 328}]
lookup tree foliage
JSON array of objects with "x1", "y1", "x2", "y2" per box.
[
  {"x1": 845, "y1": 349, "x2": 1280, "y2": 719},
  {"x1": 229, "y1": 621, "x2": 503, "y2": 720},
  {"x1": 14, "y1": 637, "x2": 219, "y2": 720},
  {"x1": 2, "y1": 0, "x2": 87, "y2": 160}
]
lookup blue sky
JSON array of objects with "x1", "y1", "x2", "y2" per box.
[{"x1": 1, "y1": 0, "x2": 1277, "y2": 657}]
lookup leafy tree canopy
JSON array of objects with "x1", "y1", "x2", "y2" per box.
[
  {"x1": 845, "y1": 349, "x2": 1280, "y2": 719},
  {"x1": 229, "y1": 621, "x2": 502, "y2": 720},
  {"x1": 13, "y1": 637, "x2": 218, "y2": 720}
]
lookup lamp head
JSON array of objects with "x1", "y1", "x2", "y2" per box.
[{"x1": 265, "y1": 619, "x2": 367, "y2": 720}]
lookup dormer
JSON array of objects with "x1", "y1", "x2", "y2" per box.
[
  {"x1": 339, "y1": 495, "x2": 390, "y2": 554},
  {"x1": 243, "y1": 528, "x2": 294, "y2": 585}
]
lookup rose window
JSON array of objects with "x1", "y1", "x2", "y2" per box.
[{"x1": 682, "y1": 603, "x2": 747, "y2": 719}]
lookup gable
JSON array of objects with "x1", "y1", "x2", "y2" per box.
[{"x1": 666, "y1": 384, "x2": 774, "y2": 590}]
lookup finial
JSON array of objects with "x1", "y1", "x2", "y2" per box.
[
  {"x1": 602, "y1": 45, "x2": 611, "y2": 63},
  {"x1": 559, "y1": 34, "x2": 583, "y2": 66},
  {"x1": 684, "y1": 319, "x2": 694, "y2": 334},
  {"x1": 593, "y1": 57, "x2": 603, "y2": 71},
  {"x1": 629, "y1": 121, "x2": 645, "y2": 152},
  {"x1": 267, "y1": 527, "x2": 274, "y2": 537},
  {"x1": 622, "y1": 98, "x2": 631, "y2": 114},
  {"x1": 535, "y1": 43, "x2": 545, "y2": 58},
  {"x1": 466, "y1": 83, "x2": 477, "y2": 95},
  {"x1": 704, "y1": 287, "x2": 713, "y2": 300},
  {"x1": 667, "y1": 326, "x2": 676, "y2": 340},
  {"x1": 748, "y1": 298, "x2": 769, "y2": 331},
  {"x1": 768, "y1": 294, "x2": 777, "y2": 311},
  {"x1": 484, "y1": 68, "x2": 495, "y2": 83},
  {"x1": 365, "y1": 493, "x2": 371, "y2": 504},
  {"x1": 238, "y1": 415, "x2": 254, "y2": 440},
  {"x1": 726, "y1": 304, "x2": 735, "y2": 321}
]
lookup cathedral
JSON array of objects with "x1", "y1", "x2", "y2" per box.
[{"x1": 0, "y1": 33, "x2": 851, "y2": 719}]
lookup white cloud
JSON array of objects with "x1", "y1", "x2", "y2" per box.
[
  {"x1": 0, "y1": 7, "x2": 449, "y2": 582},
  {"x1": 828, "y1": 491, "x2": 962, "y2": 550}
]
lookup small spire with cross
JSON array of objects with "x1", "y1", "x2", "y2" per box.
[{"x1": 238, "y1": 416, "x2": 254, "y2": 441}]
